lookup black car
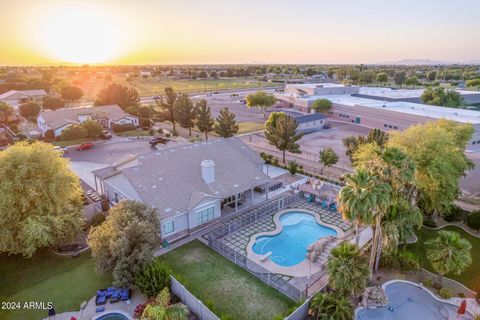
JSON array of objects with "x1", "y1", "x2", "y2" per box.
[{"x1": 149, "y1": 136, "x2": 168, "y2": 146}]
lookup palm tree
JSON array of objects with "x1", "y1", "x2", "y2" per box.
[
  {"x1": 309, "y1": 292, "x2": 353, "y2": 320},
  {"x1": 327, "y1": 242, "x2": 370, "y2": 297},
  {"x1": 425, "y1": 230, "x2": 472, "y2": 286},
  {"x1": 337, "y1": 169, "x2": 391, "y2": 273}
]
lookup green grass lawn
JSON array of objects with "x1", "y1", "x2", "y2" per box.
[
  {"x1": 157, "y1": 240, "x2": 294, "y2": 320},
  {"x1": 408, "y1": 226, "x2": 480, "y2": 292},
  {"x1": 237, "y1": 122, "x2": 265, "y2": 135},
  {"x1": 116, "y1": 129, "x2": 154, "y2": 137},
  {"x1": 0, "y1": 250, "x2": 112, "y2": 320},
  {"x1": 53, "y1": 138, "x2": 94, "y2": 147}
]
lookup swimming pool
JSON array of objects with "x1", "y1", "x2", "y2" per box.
[
  {"x1": 93, "y1": 310, "x2": 132, "y2": 320},
  {"x1": 356, "y1": 281, "x2": 473, "y2": 320},
  {"x1": 252, "y1": 211, "x2": 337, "y2": 266}
]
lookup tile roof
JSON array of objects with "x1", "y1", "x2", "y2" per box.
[
  {"x1": 39, "y1": 105, "x2": 136, "y2": 129},
  {"x1": 98, "y1": 138, "x2": 270, "y2": 219},
  {"x1": 0, "y1": 89, "x2": 47, "y2": 99},
  {"x1": 295, "y1": 113, "x2": 326, "y2": 123}
]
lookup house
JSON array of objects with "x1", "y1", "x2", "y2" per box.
[
  {"x1": 92, "y1": 138, "x2": 272, "y2": 241},
  {"x1": 0, "y1": 89, "x2": 47, "y2": 108},
  {"x1": 37, "y1": 104, "x2": 139, "y2": 137},
  {"x1": 295, "y1": 113, "x2": 327, "y2": 134}
]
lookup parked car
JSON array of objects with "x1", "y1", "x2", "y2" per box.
[
  {"x1": 149, "y1": 136, "x2": 168, "y2": 146},
  {"x1": 212, "y1": 91, "x2": 219, "y2": 94},
  {"x1": 100, "y1": 131, "x2": 112, "y2": 139},
  {"x1": 152, "y1": 95, "x2": 161, "y2": 100},
  {"x1": 53, "y1": 145, "x2": 68, "y2": 155},
  {"x1": 76, "y1": 142, "x2": 94, "y2": 151}
]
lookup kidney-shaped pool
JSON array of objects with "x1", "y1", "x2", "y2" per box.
[{"x1": 252, "y1": 211, "x2": 337, "y2": 267}]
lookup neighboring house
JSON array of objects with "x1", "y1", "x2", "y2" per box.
[
  {"x1": 37, "y1": 104, "x2": 139, "y2": 137},
  {"x1": 0, "y1": 89, "x2": 47, "y2": 109},
  {"x1": 92, "y1": 138, "x2": 272, "y2": 241},
  {"x1": 295, "y1": 113, "x2": 327, "y2": 134}
]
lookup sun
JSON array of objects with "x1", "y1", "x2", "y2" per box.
[{"x1": 37, "y1": 4, "x2": 126, "y2": 64}]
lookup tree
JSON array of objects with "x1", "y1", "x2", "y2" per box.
[
  {"x1": 467, "y1": 79, "x2": 480, "y2": 91},
  {"x1": 309, "y1": 292, "x2": 353, "y2": 320},
  {"x1": 0, "y1": 142, "x2": 83, "y2": 257},
  {"x1": 95, "y1": 83, "x2": 140, "y2": 110},
  {"x1": 376, "y1": 72, "x2": 388, "y2": 85},
  {"x1": 425, "y1": 231, "x2": 472, "y2": 286},
  {"x1": 195, "y1": 99, "x2": 214, "y2": 140},
  {"x1": 214, "y1": 107, "x2": 238, "y2": 138},
  {"x1": 264, "y1": 112, "x2": 303, "y2": 164},
  {"x1": 81, "y1": 120, "x2": 103, "y2": 138},
  {"x1": 388, "y1": 119, "x2": 474, "y2": 222},
  {"x1": 319, "y1": 147, "x2": 338, "y2": 174},
  {"x1": 327, "y1": 242, "x2": 370, "y2": 297},
  {"x1": 135, "y1": 260, "x2": 171, "y2": 298},
  {"x1": 360, "y1": 70, "x2": 376, "y2": 84},
  {"x1": 19, "y1": 101, "x2": 41, "y2": 121},
  {"x1": 405, "y1": 76, "x2": 419, "y2": 88},
  {"x1": 61, "y1": 86, "x2": 84, "y2": 101},
  {"x1": 421, "y1": 87, "x2": 464, "y2": 107},
  {"x1": 174, "y1": 93, "x2": 196, "y2": 136},
  {"x1": 427, "y1": 70, "x2": 437, "y2": 81},
  {"x1": 338, "y1": 169, "x2": 391, "y2": 272},
  {"x1": 310, "y1": 99, "x2": 332, "y2": 114},
  {"x1": 287, "y1": 160, "x2": 299, "y2": 175},
  {"x1": 0, "y1": 102, "x2": 14, "y2": 126},
  {"x1": 88, "y1": 200, "x2": 160, "y2": 286},
  {"x1": 394, "y1": 71, "x2": 406, "y2": 87},
  {"x1": 342, "y1": 128, "x2": 389, "y2": 162},
  {"x1": 155, "y1": 87, "x2": 177, "y2": 133},
  {"x1": 245, "y1": 91, "x2": 276, "y2": 118},
  {"x1": 60, "y1": 124, "x2": 88, "y2": 141},
  {"x1": 42, "y1": 95, "x2": 65, "y2": 110}
]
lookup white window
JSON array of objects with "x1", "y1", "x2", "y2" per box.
[
  {"x1": 163, "y1": 220, "x2": 174, "y2": 235},
  {"x1": 197, "y1": 206, "x2": 215, "y2": 224}
]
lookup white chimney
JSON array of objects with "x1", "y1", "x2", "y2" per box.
[{"x1": 201, "y1": 159, "x2": 215, "y2": 183}]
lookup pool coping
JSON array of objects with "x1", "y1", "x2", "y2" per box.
[
  {"x1": 245, "y1": 208, "x2": 346, "y2": 277},
  {"x1": 93, "y1": 309, "x2": 133, "y2": 320},
  {"x1": 354, "y1": 279, "x2": 474, "y2": 319}
]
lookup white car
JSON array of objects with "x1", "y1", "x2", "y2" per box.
[{"x1": 53, "y1": 146, "x2": 68, "y2": 155}]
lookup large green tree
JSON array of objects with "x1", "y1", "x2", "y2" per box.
[
  {"x1": 81, "y1": 120, "x2": 103, "y2": 138},
  {"x1": 88, "y1": 200, "x2": 160, "y2": 286},
  {"x1": 19, "y1": 101, "x2": 41, "y2": 122},
  {"x1": 342, "y1": 128, "x2": 388, "y2": 162},
  {"x1": 467, "y1": 78, "x2": 480, "y2": 91},
  {"x1": 61, "y1": 86, "x2": 84, "y2": 101},
  {"x1": 214, "y1": 107, "x2": 238, "y2": 138},
  {"x1": 245, "y1": 91, "x2": 276, "y2": 118},
  {"x1": 405, "y1": 76, "x2": 419, "y2": 88},
  {"x1": 155, "y1": 87, "x2": 178, "y2": 133},
  {"x1": 425, "y1": 230, "x2": 472, "y2": 285},
  {"x1": 327, "y1": 242, "x2": 370, "y2": 297},
  {"x1": 95, "y1": 83, "x2": 140, "y2": 110},
  {"x1": 264, "y1": 112, "x2": 303, "y2": 164},
  {"x1": 174, "y1": 93, "x2": 196, "y2": 136},
  {"x1": 195, "y1": 99, "x2": 214, "y2": 140},
  {"x1": 388, "y1": 119, "x2": 474, "y2": 221},
  {"x1": 0, "y1": 142, "x2": 84, "y2": 257},
  {"x1": 310, "y1": 99, "x2": 332, "y2": 114},
  {"x1": 319, "y1": 147, "x2": 339, "y2": 174},
  {"x1": 42, "y1": 95, "x2": 65, "y2": 110},
  {"x1": 421, "y1": 87, "x2": 464, "y2": 107},
  {"x1": 0, "y1": 102, "x2": 14, "y2": 126}
]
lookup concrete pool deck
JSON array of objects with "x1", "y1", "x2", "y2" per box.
[{"x1": 246, "y1": 208, "x2": 346, "y2": 277}]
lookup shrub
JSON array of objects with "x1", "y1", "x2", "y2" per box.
[
  {"x1": 60, "y1": 125, "x2": 87, "y2": 141},
  {"x1": 422, "y1": 277, "x2": 434, "y2": 287},
  {"x1": 43, "y1": 129, "x2": 55, "y2": 142},
  {"x1": 287, "y1": 160, "x2": 299, "y2": 175},
  {"x1": 439, "y1": 287, "x2": 453, "y2": 299},
  {"x1": 443, "y1": 205, "x2": 465, "y2": 222},
  {"x1": 139, "y1": 117, "x2": 151, "y2": 128},
  {"x1": 467, "y1": 211, "x2": 480, "y2": 231},
  {"x1": 458, "y1": 292, "x2": 465, "y2": 298},
  {"x1": 189, "y1": 136, "x2": 202, "y2": 143},
  {"x1": 16, "y1": 133, "x2": 28, "y2": 140},
  {"x1": 135, "y1": 260, "x2": 171, "y2": 298},
  {"x1": 165, "y1": 133, "x2": 171, "y2": 138},
  {"x1": 81, "y1": 120, "x2": 103, "y2": 138},
  {"x1": 149, "y1": 129, "x2": 155, "y2": 136},
  {"x1": 90, "y1": 213, "x2": 106, "y2": 227},
  {"x1": 112, "y1": 123, "x2": 136, "y2": 133}
]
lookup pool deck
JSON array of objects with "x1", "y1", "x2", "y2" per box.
[{"x1": 245, "y1": 208, "x2": 346, "y2": 277}]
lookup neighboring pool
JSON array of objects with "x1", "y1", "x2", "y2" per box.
[
  {"x1": 252, "y1": 211, "x2": 337, "y2": 266},
  {"x1": 93, "y1": 311, "x2": 132, "y2": 320},
  {"x1": 356, "y1": 281, "x2": 473, "y2": 320}
]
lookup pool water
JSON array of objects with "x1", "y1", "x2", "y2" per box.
[
  {"x1": 252, "y1": 211, "x2": 337, "y2": 266},
  {"x1": 95, "y1": 312, "x2": 130, "y2": 320},
  {"x1": 356, "y1": 282, "x2": 473, "y2": 320}
]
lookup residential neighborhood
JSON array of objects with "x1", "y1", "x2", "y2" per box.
[{"x1": 1, "y1": 1, "x2": 480, "y2": 320}]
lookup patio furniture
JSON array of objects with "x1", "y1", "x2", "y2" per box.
[
  {"x1": 120, "y1": 288, "x2": 131, "y2": 301},
  {"x1": 95, "y1": 307, "x2": 105, "y2": 313},
  {"x1": 110, "y1": 290, "x2": 121, "y2": 303},
  {"x1": 95, "y1": 290, "x2": 107, "y2": 305}
]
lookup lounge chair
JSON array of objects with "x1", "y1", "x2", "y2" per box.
[
  {"x1": 110, "y1": 290, "x2": 121, "y2": 303},
  {"x1": 105, "y1": 287, "x2": 116, "y2": 298},
  {"x1": 95, "y1": 290, "x2": 106, "y2": 305},
  {"x1": 120, "y1": 288, "x2": 131, "y2": 301},
  {"x1": 95, "y1": 307, "x2": 105, "y2": 313}
]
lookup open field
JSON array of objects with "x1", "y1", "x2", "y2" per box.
[
  {"x1": 0, "y1": 250, "x2": 112, "y2": 320},
  {"x1": 408, "y1": 226, "x2": 480, "y2": 292},
  {"x1": 64, "y1": 74, "x2": 280, "y2": 100},
  {"x1": 157, "y1": 240, "x2": 294, "y2": 320}
]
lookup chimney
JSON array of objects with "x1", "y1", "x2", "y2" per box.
[{"x1": 201, "y1": 159, "x2": 215, "y2": 183}]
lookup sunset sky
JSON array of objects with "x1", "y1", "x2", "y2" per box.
[{"x1": 1, "y1": 0, "x2": 479, "y2": 65}]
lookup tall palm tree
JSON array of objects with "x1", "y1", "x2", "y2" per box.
[
  {"x1": 309, "y1": 292, "x2": 353, "y2": 320},
  {"x1": 327, "y1": 242, "x2": 370, "y2": 297},
  {"x1": 337, "y1": 169, "x2": 391, "y2": 272},
  {"x1": 425, "y1": 230, "x2": 472, "y2": 286}
]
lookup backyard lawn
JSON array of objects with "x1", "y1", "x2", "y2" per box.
[
  {"x1": 0, "y1": 250, "x2": 112, "y2": 320},
  {"x1": 408, "y1": 226, "x2": 480, "y2": 292},
  {"x1": 157, "y1": 240, "x2": 295, "y2": 320}
]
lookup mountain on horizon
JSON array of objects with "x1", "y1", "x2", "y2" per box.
[{"x1": 380, "y1": 58, "x2": 480, "y2": 65}]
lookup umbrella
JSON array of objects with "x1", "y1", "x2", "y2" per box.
[{"x1": 457, "y1": 300, "x2": 466, "y2": 318}]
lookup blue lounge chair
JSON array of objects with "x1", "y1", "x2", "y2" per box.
[
  {"x1": 95, "y1": 290, "x2": 106, "y2": 305},
  {"x1": 95, "y1": 307, "x2": 105, "y2": 313},
  {"x1": 120, "y1": 288, "x2": 131, "y2": 301},
  {"x1": 321, "y1": 201, "x2": 328, "y2": 209},
  {"x1": 110, "y1": 290, "x2": 121, "y2": 303},
  {"x1": 105, "y1": 287, "x2": 116, "y2": 298}
]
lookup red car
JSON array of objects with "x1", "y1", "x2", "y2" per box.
[{"x1": 76, "y1": 142, "x2": 95, "y2": 151}]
